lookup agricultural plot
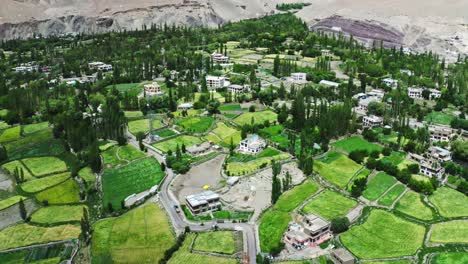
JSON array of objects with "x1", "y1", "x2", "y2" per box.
[
  {"x1": 124, "y1": 111, "x2": 144, "y2": 118},
  {"x1": 259, "y1": 125, "x2": 284, "y2": 138},
  {"x1": 430, "y1": 221, "x2": 468, "y2": 244},
  {"x1": 429, "y1": 187, "x2": 468, "y2": 218},
  {"x1": 92, "y1": 204, "x2": 175, "y2": 264},
  {"x1": 153, "y1": 135, "x2": 204, "y2": 153},
  {"x1": 21, "y1": 156, "x2": 67, "y2": 177},
  {"x1": 22, "y1": 122, "x2": 49, "y2": 135},
  {"x1": 259, "y1": 210, "x2": 291, "y2": 253},
  {"x1": 314, "y1": 152, "x2": 362, "y2": 188},
  {"x1": 193, "y1": 231, "x2": 237, "y2": 255},
  {"x1": 380, "y1": 152, "x2": 406, "y2": 166},
  {"x1": 0, "y1": 126, "x2": 21, "y2": 143},
  {"x1": 0, "y1": 121, "x2": 9, "y2": 130},
  {"x1": 233, "y1": 110, "x2": 278, "y2": 126},
  {"x1": 21, "y1": 172, "x2": 70, "y2": 193},
  {"x1": 219, "y1": 104, "x2": 242, "y2": 111},
  {"x1": 301, "y1": 190, "x2": 357, "y2": 221},
  {"x1": 102, "y1": 146, "x2": 125, "y2": 167},
  {"x1": 333, "y1": 136, "x2": 382, "y2": 153},
  {"x1": 117, "y1": 145, "x2": 145, "y2": 161},
  {"x1": 0, "y1": 224, "x2": 80, "y2": 250},
  {"x1": 175, "y1": 116, "x2": 215, "y2": 134},
  {"x1": 205, "y1": 122, "x2": 241, "y2": 146},
  {"x1": 168, "y1": 233, "x2": 236, "y2": 264},
  {"x1": 128, "y1": 118, "x2": 163, "y2": 135},
  {"x1": 347, "y1": 169, "x2": 371, "y2": 191},
  {"x1": 35, "y1": 179, "x2": 80, "y2": 204},
  {"x1": 194, "y1": 92, "x2": 225, "y2": 103},
  {"x1": 273, "y1": 180, "x2": 320, "y2": 212},
  {"x1": 225, "y1": 153, "x2": 290, "y2": 176},
  {"x1": 424, "y1": 111, "x2": 455, "y2": 126},
  {"x1": 340, "y1": 210, "x2": 425, "y2": 259},
  {"x1": 431, "y1": 252, "x2": 468, "y2": 264},
  {"x1": 0, "y1": 196, "x2": 27, "y2": 210},
  {"x1": 101, "y1": 158, "x2": 165, "y2": 208},
  {"x1": 153, "y1": 128, "x2": 177, "y2": 138},
  {"x1": 394, "y1": 191, "x2": 434, "y2": 221},
  {"x1": 1, "y1": 160, "x2": 33, "y2": 180},
  {"x1": 378, "y1": 184, "x2": 406, "y2": 206},
  {"x1": 172, "y1": 109, "x2": 201, "y2": 117},
  {"x1": 362, "y1": 172, "x2": 397, "y2": 201},
  {"x1": 4, "y1": 128, "x2": 53, "y2": 153},
  {"x1": 31, "y1": 205, "x2": 86, "y2": 224},
  {"x1": 78, "y1": 167, "x2": 96, "y2": 184},
  {"x1": 105, "y1": 83, "x2": 143, "y2": 96}
]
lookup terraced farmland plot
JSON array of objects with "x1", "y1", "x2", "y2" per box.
[
  {"x1": 340, "y1": 210, "x2": 425, "y2": 259},
  {"x1": 20, "y1": 172, "x2": 70, "y2": 193},
  {"x1": 31, "y1": 205, "x2": 86, "y2": 224},
  {"x1": 22, "y1": 122, "x2": 49, "y2": 135},
  {"x1": 219, "y1": 104, "x2": 242, "y2": 111},
  {"x1": 314, "y1": 152, "x2": 362, "y2": 188},
  {"x1": 431, "y1": 252, "x2": 468, "y2": 264},
  {"x1": 301, "y1": 190, "x2": 357, "y2": 221},
  {"x1": 226, "y1": 153, "x2": 290, "y2": 176},
  {"x1": 0, "y1": 224, "x2": 80, "y2": 250},
  {"x1": 153, "y1": 135, "x2": 204, "y2": 153},
  {"x1": 362, "y1": 172, "x2": 397, "y2": 201},
  {"x1": 429, "y1": 187, "x2": 468, "y2": 218},
  {"x1": 430, "y1": 221, "x2": 468, "y2": 244},
  {"x1": 176, "y1": 116, "x2": 215, "y2": 134},
  {"x1": 35, "y1": 179, "x2": 80, "y2": 204},
  {"x1": 380, "y1": 152, "x2": 406, "y2": 166},
  {"x1": 168, "y1": 233, "x2": 236, "y2": 264},
  {"x1": 193, "y1": 231, "x2": 237, "y2": 255},
  {"x1": 0, "y1": 196, "x2": 27, "y2": 210},
  {"x1": 333, "y1": 136, "x2": 382, "y2": 153},
  {"x1": 78, "y1": 167, "x2": 96, "y2": 184},
  {"x1": 117, "y1": 145, "x2": 145, "y2": 161},
  {"x1": 4, "y1": 128, "x2": 53, "y2": 153},
  {"x1": 0, "y1": 126, "x2": 21, "y2": 143},
  {"x1": 92, "y1": 204, "x2": 175, "y2": 264},
  {"x1": 273, "y1": 180, "x2": 320, "y2": 212},
  {"x1": 128, "y1": 118, "x2": 163, "y2": 135},
  {"x1": 124, "y1": 111, "x2": 144, "y2": 118},
  {"x1": 204, "y1": 122, "x2": 241, "y2": 146},
  {"x1": 1, "y1": 160, "x2": 33, "y2": 180},
  {"x1": 101, "y1": 158, "x2": 165, "y2": 208},
  {"x1": 259, "y1": 210, "x2": 291, "y2": 253},
  {"x1": 233, "y1": 110, "x2": 278, "y2": 126},
  {"x1": 378, "y1": 184, "x2": 406, "y2": 206},
  {"x1": 21, "y1": 156, "x2": 67, "y2": 177},
  {"x1": 395, "y1": 191, "x2": 434, "y2": 221}
]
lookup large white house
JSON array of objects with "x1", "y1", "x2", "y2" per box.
[
  {"x1": 409, "y1": 153, "x2": 445, "y2": 180},
  {"x1": 144, "y1": 82, "x2": 163, "y2": 96},
  {"x1": 238, "y1": 134, "x2": 266, "y2": 155},
  {"x1": 383, "y1": 78, "x2": 398, "y2": 89},
  {"x1": 319, "y1": 80, "x2": 339, "y2": 88},
  {"x1": 429, "y1": 126, "x2": 453, "y2": 142},
  {"x1": 185, "y1": 191, "x2": 221, "y2": 215},
  {"x1": 227, "y1": 84, "x2": 250, "y2": 94},
  {"x1": 88, "y1": 61, "x2": 113, "y2": 71},
  {"x1": 363, "y1": 115, "x2": 383, "y2": 129},
  {"x1": 211, "y1": 52, "x2": 229, "y2": 63},
  {"x1": 407, "y1": 88, "x2": 441, "y2": 100},
  {"x1": 291, "y1": 72, "x2": 307, "y2": 82},
  {"x1": 206, "y1": 75, "x2": 228, "y2": 89}
]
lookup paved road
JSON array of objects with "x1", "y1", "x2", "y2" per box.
[{"x1": 127, "y1": 134, "x2": 258, "y2": 263}]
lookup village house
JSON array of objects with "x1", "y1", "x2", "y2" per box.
[
  {"x1": 206, "y1": 75, "x2": 228, "y2": 89},
  {"x1": 14, "y1": 63, "x2": 39, "y2": 73},
  {"x1": 185, "y1": 191, "x2": 221, "y2": 215},
  {"x1": 186, "y1": 142, "x2": 215, "y2": 156},
  {"x1": 409, "y1": 153, "x2": 445, "y2": 180},
  {"x1": 319, "y1": 80, "x2": 340, "y2": 89},
  {"x1": 429, "y1": 126, "x2": 453, "y2": 142},
  {"x1": 284, "y1": 214, "x2": 332, "y2": 250},
  {"x1": 291, "y1": 72, "x2": 307, "y2": 82},
  {"x1": 144, "y1": 82, "x2": 164, "y2": 96},
  {"x1": 177, "y1": 103, "x2": 193, "y2": 111},
  {"x1": 362, "y1": 115, "x2": 383, "y2": 129},
  {"x1": 331, "y1": 248, "x2": 355, "y2": 264},
  {"x1": 321, "y1": 49, "x2": 331, "y2": 57},
  {"x1": 400, "y1": 69, "x2": 414, "y2": 76},
  {"x1": 407, "y1": 88, "x2": 441, "y2": 100},
  {"x1": 88, "y1": 61, "x2": 113, "y2": 71},
  {"x1": 227, "y1": 84, "x2": 250, "y2": 94},
  {"x1": 211, "y1": 52, "x2": 229, "y2": 63},
  {"x1": 429, "y1": 146, "x2": 452, "y2": 162},
  {"x1": 382, "y1": 78, "x2": 398, "y2": 89},
  {"x1": 356, "y1": 96, "x2": 382, "y2": 113},
  {"x1": 238, "y1": 134, "x2": 266, "y2": 155}
]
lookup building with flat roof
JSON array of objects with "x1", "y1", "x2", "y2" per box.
[
  {"x1": 407, "y1": 88, "x2": 441, "y2": 100},
  {"x1": 363, "y1": 115, "x2": 383, "y2": 129},
  {"x1": 383, "y1": 78, "x2": 398, "y2": 89},
  {"x1": 357, "y1": 96, "x2": 381, "y2": 112},
  {"x1": 238, "y1": 134, "x2": 266, "y2": 155},
  {"x1": 291, "y1": 72, "x2": 307, "y2": 82},
  {"x1": 319, "y1": 80, "x2": 339, "y2": 88},
  {"x1": 206, "y1": 75, "x2": 228, "y2": 89},
  {"x1": 228, "y1": 84, "x2": 249, "y2": 94},
  {"x1": 331, "y1": 248, "x2": 355, "y2": 264},
  {"x1": 88, "y1": 61, "x2": 113, "y2": 71},
  {"x1": 144, "y1": 82, "x2": 163, "y2": 96},
  {"x1": 177, "y1": 103, "x2": 193, "y2": 110},
  {"x1": 185, "y1": 191, "x2": 221, "y2": 215},
  {"x1": 211, "y1": 52, "x2": 229, "y2": 63},
  {"x1": 186, "y1": 142, "x2": 213, "y2": 156},
  {"x1": 429, "y1": 146, "x2": 452, "y2": 163},
  {"x1": 409, "y1": 153, "x2": 445, "y2": 180},
  {"x1": 284, "y1": 214, "x2": 332, "y2": 250},
  {"x1": 429, "y1": 126, "x2": 453, "y2": 142}
]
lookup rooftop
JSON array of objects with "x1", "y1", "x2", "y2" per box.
[
  {"x1": 302, "y1": 214, "x2": 330, "y2": 233},
  {"x1": 186, "y1": 191, "x2": 219, "y2": 207},
  {"x1": 332, "y1": 248, "x2": 355, "y2": 262}
]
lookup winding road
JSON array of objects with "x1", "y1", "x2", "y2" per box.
[{"x1": 127, "y1": 134, "x2": 258, "y2": 263}]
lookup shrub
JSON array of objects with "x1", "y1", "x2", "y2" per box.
[
  {"x1": 349, "y1": 149, "x2": 368, "y2": 164},
  {"x1": 331, "y1": 217, "x2": 350, "y2": 233}
]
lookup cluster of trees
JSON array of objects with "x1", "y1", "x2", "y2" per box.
[{"x1": 165, "y1": 145, "x2": 190, "y2": 174}]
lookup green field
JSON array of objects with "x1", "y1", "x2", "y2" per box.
[
  {"x1": 118, "y1": 145, "x2": 146, "y2": 161},
  {"x1": 4, "y1": 128, "x2": 53, "y2": 153},
  {"x1": 105, "y1": 83, "x2": 143, "y2": 96},
  {"x1": 0, "y1": 121, "x2": 9, "y2": 130},
  {"x1": 124, "y1": 111, "x2": 144, "y2": 118},
  {"x1": 176, "y1": 116, "x2": 215, "y2": 134},
  {"x1": 35, "y1": 179, "x2": 80, "y2": 204},
  {"x1": 102, "y1": 158, "x2": 165, "y2": 208},
  {"x1": 0, "y1": 196, "x2": 27, "y2": 210},
  {"x1": 259, "y1": 209, "x2": 291, "y2": 253},
  {"x1": 431, "y1": 252, "x2": 468, "y2": 264},
  {"x1": 128, "y1": 118, "x2": 163, "y2": 135},
  {"x1": 168, "y1": 233, "x2": 236, "y2": 264},
  {"x1": 341, "y1": 210, "x2": 425, "y2": 259},
  {"x1": 259, "y1": 125, "x2": 284, "y2": 138},
  {"x1": 21, "y1": 172, "x2": 70, "y2": 193},
  {"x1": 2, "y1": 160, "x2": 33, "y2": 179},
  {"x1": 102, "y1": 146, "x2": 125, "y2": 167},
  {"x1": 395, "y1": 191, "x2": 434, "y2": 221},
  {"x1": 22, "y1": 122, "x2": 48, "y2": 134},
  {"x1": 0, "y1": 126, "x2": 21, "y2": 143},
  {"x1": 424, "y1": 111, "x2": 456, "y2": 125},
  {"x1": 378, "y1": 184, "x2": 406, "y2": 206},
  {"x1": 429, "y1": 187, "x2": 468, "y2": 218},
  {"x1": 226, "y1": 153, "x2": 289, "y2": 176},
  {"x1": 273, "y1": 180, "x2": 320, "y2": 212},
  {"x1": 219, "y1": 104, "x2": 242, "y2": 111},
  {"x1": 21, "y1": 157, "x2": 67, "y2": 177},
  {"x1": 233, "y1": 110, "x2": 278, "y2": 126},
  {"x1": 380, "y1": 152, "x2": 406, "y2": 166},
  {"x1": 92, "y1": 204, "x2": 175, "y2": 264},
  {"x1": 333, "y1": 136, "x2": 382, "y2": 153},
  {"x1": 153, "y1": 128, "x2": 177, "y2": 138},
  {"x1": 430, "y1": 221, "x2": 468, "y2": 244},
  {"x1": 78, "y1": 167, "x2": 96, "y2": 184},
  {"x1": 204, "y1": 122, "x2": 241, "y2": 147},
  {"x1": 153, "y1": 135, "x2": 204, "y2": 153},
  {"x1": 314, "y1": 152, "x2": 362, "y2": 188},
  {"x1": 301, "y1": 190, "x2": 357, "y2": 221},
  {"x1": 0, "y1": 224, "x2": 80, "y2": 250},
  {"x1": 193, "y1": 231, "x2": 237, "y2": 255},
  {"x1": 362, "y1": 173, "x2": 397, "y2": 201},
  {"x1": 31, "y1": 205, "x2": 86, "y2": 224}
]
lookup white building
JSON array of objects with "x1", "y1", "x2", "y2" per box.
[
  {"x1": 284, "y1": 214, "x2": 332, "y2": 250},
  {"x1": 363, "y1": 115, "x2": 383, "y2": 129},
  {"x1": 88, "y1": 62, "x2": 113, "y2": 71},
  {"x1": 185, "y1": 191, "x2": 221, "y2": 215},
  {"x1": 211, "y1": 52, "x2": 229, "y2": 63},
  {"x1": 357, "y1": 96, "x2": 381, "y2": 112},
  {"x1": 14, "y1": 64, "x2": 39, "y2": 73},
  {"x1": 409, "y1": 153, "x2": 445, "y2": 180},
  {"x1": 228, "y1": 84, "x2": 250, "y2": 94},
  {"x1": 407, "y1": 88, "x2": 441, "y2": 100},
  {"x1": 206, "y1": 75, "x2": 227, "y2": 89},
  {"x1": 319, "y1": 80, "x2": 339, "y2": 88},
  {"x1": 321, "y1": 49, "x2": 331, "y2": 57},
  {"x1": 238, "y1": 134, "x2": 266, "y2": 155},
  {"x1": 429, "y1": 146, "x2": 452, "y2": 162},
  {"x1": 429, "y1": 126, "x2": 453, "y2": 142},
  {"x1": 400, "y1": 69, "x2": 414, "y2": 76},
  {"x1": 177, "y1": 103, "x2": 193, "y2": 110},
  {"x1": 291, "y1": 72, "x2": 307, "y2": 82},
  {"x1": 144, "y1": 82, "x2": 163, "y2": 96},
  {"x1": 382, "y1": 78, "x2": 398, "y2": 89}
]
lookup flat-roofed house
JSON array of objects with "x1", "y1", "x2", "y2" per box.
[
  {"x1": 238, "y1": 134, "x2": 266, "y2": 155},
  {"x1": 206, "y1": 75, "x2": 227, "y2": 89},
  {"x1": 383, "y1": 78, "x2": 398, "y2": 89},
  {"x1": 185, "y1": 191, "x2": 221, "y2": 215},
  {"x1": 211, "y1": 52, "x2": 229, "y2": 63},
  {"x1": 284, "y1": 214, "x2": 332, "y2": 250},
  {"x1": 429, "y1": 126, "x2": 453, "y2": 142},
  {"x1": 177, "y1": 103, "x2": 193, "y2": 111},
  {"x1": 331, "y1": 248, "x2": 355, "y2": 264},
  {"x1": 319, "y1": 80, "x2": 339, "y2": 88},
  {"x1": 408, "y1": 88, "x2": 441, "y2": 100},
  {"x1": 228, "y1": 84, "x2": 250, "y2": 94},
  {"x1": 409, "y1": 153, "x2": 445, "y2": 180},
  {"x1": 186, "y1": 142, "x2": 213, "y2": 156},
  {"x1": 363, "y1": 115, "x2": 383, "y2": 129},
  {"x1": 429, "y1": 146, "x2": 452, "y2": 162},
  {"x1": 144, "y1": 82, "x2": 163, "y2": 96},
  {"x1": 291, "y1": 72, "x2": 307, "y2": 82}
]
